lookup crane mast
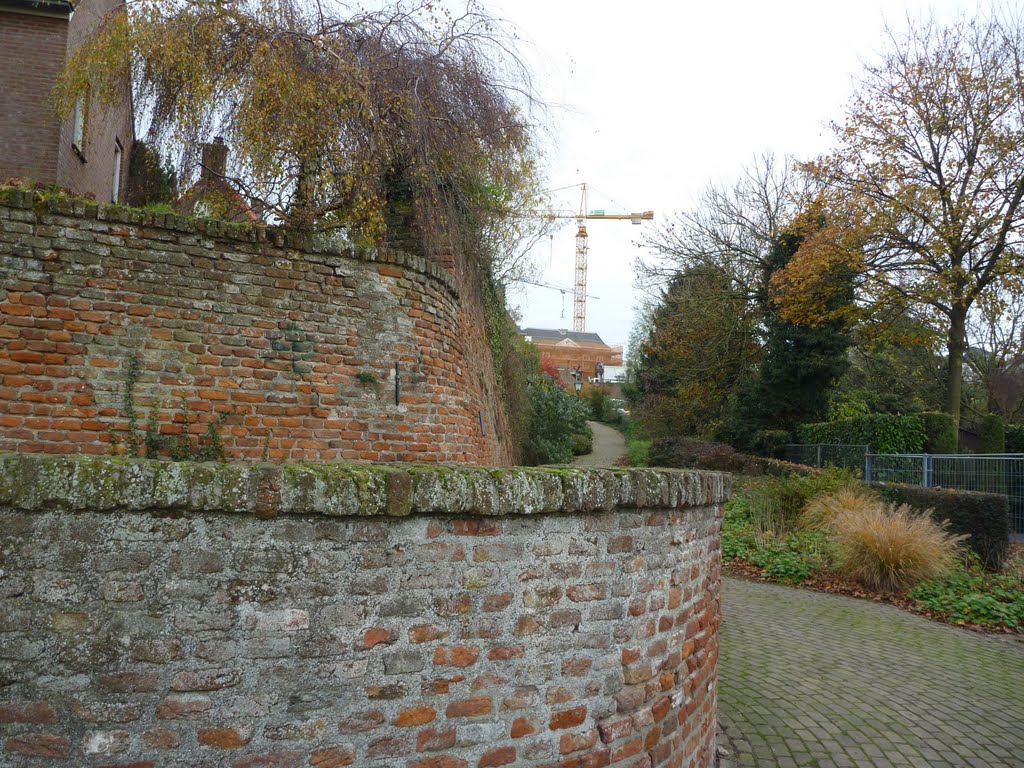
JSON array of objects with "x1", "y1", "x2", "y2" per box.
[{"x1": 547, "y1": 183, "x2": 653, "y2": 332}]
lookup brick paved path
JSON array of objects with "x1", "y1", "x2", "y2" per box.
[{"x1": 718, "y1": 576, "x2": 1024, "y2": 767}]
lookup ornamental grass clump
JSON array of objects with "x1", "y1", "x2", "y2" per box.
[
  {"x1": 799, "y1": 486, "x2": 882, "y2": 532},
  {"x1": 830, "y1": 500, "x2": 966, "y2": 592}
]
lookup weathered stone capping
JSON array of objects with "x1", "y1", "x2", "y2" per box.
[
  {"x1": 0, "y1": 192, "x2": 513, "y2": 463},
  {"x1": 0, "y1": 457, "x2": 728, "y2": 768}
]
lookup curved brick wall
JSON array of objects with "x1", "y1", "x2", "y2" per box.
[
  {"x1": 0, "y1": 190, "x2": 513, "y2": 463},
  {"x1": 0, "y1": 456, "x2": 727, "y2": 768}
]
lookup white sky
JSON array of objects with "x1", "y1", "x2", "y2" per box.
[{"x1": 490, "y1": 0, "x2": 979, "y2": 355}]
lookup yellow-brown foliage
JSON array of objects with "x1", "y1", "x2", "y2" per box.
[
  {"x1": 798, "y1": 486, "x2": 882, "y2": 532},
  {"x1": 829, "y1": 499, "x2": 965, "y2": 592}
]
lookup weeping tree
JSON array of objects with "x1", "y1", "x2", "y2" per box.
[{"x1": 57, "y1": 0, "x2": 544, "y2": 253}]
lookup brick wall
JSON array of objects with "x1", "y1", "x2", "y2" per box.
[
  {"x1": 0, "y1": 191, "x2": 514, "y2": 464},
  {"x1": 0, "y1": 9, "x2": 68, "y2": 184},
  {"x1": 0, "y1": 0, "x2": 133, "y2": 203},
  {"x1": 56, "y1": 0, "x2": 134, "y2": 203},
  {"x1": 0, "y1": 455, "x2": 727, "y2": 768}
]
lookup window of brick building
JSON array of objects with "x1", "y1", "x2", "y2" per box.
[
  {"x1": 112, "y1": 140, "x2": 123, "y2": 202},
  {"x1": 72, "y1": 91, "x2": 87, "y2": 159}
]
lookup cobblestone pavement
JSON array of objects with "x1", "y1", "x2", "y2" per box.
[
  {"x1": 571, "y1": 420, "x2": 627, "y2": 466},
  {"x1": 718, "y1": 576, "x2": 1024, "y2": 767}
]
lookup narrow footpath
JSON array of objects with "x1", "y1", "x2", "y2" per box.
[
  {"x1": 572, "y1": 420, "x2": 627, "y2": 466},
  {"x1": 719, "y1": 576, "x2": 1024, "y2": 767}
]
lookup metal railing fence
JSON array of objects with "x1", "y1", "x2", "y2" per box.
[
  {"x1": 784, "y1": 444, "x2": 869, "y2": 474},
  {"x1": 865, "y1": 453, "x2": 1024, "y2": 534},
  {"x1": 786, "y1": 443, "x2": 1024, "y2": 534}
]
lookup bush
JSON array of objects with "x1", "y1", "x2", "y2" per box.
[
  {"x1": 922, "y1": 411, "x2": 957, "y2": 453},
  {"x1": 649, "y1": 437, "x2": 758, "y2": 473},
  {"x1": 1005, "y1": 423, "x2": 1024, "y2": 452},
  {"x1": 571, "y1": 427, "x2": 593, "y2": 456},
  {"x1": 909, "y1": 569, "x2": 1024, "y2": 628},
  {"x1": 523, "y1": 375, "x2": 591, "y2": 465},
  {"x1": 797, "y1": 413, "x2": 925, "y2": 454},
  {"x1": 979, "y1": 414, "x2": 1005, "y2": 454},
  {"x1": 831, "y1": 501, "x2": 964, "y2": 591},
  {"x1": 586, "y1": 387, "x2": 610, "y2": 423},
  {"x1": 743, "y1": 469, "x2": 861, "y2": 536},
  {"x1": 723, "y1": 493, "x2": 832, "y2": 584},
  {"x1": 871, "y1": 483, "x2": 1010, "y2": 569},
  {"x1": 749, "y1": 429, "x2": 791, "y2": 459},
  {"x1": 627, "y1": 440, "x2": 651, "y2": 467},
  {"x1": 648, "y1": 436, "x2": 822, "y2": 477}
]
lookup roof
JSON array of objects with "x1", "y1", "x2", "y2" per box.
[
  {"x1": 0, "y1": 0, "x2": 75, "y2": 14},
  {"x1": 521, "y1": 327, "x2": 608, "y2": 346}
]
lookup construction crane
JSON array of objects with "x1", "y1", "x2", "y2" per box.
[{"x1": 533, "y1": 183, "x2": 653, "y2": 332}]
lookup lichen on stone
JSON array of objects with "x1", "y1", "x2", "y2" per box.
[{"x1": 0, "y1": 454, "x2": 729, "y2": 518}]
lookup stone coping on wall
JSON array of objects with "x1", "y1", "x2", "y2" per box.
[
  {"x1": 0, "y1": 188, "x2": 459, "y2": 297},
  {"x1": 0, "y1": 454, "x2": 730, "y2": 518}
]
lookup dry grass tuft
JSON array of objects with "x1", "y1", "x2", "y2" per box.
[
  {"x1": 799, "y1": 487, "x2": 882, "y2": 532},
  {"x1": 830, "y1": 501, "x2": 966, "y2": 592}
]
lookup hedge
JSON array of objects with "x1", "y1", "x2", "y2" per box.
[
  {"x1": 872, "y1": 483, "x2": 1010, "y2": 569},
  {"x1": 1006, "y1": 424, "x2": 1024, "y2": 453},
  {"x1": 921, "y1": 411, "x2": 957, "y2": 454},
  {"x1": 749, "y1": 429, "x2": 791, "y2": 459},
  {"x1": 648, "y1": 437, "x2": 818, "y2": 477},
  {"x1": 797, "y1": 414, "x2": 926, "y2": 455},
  {"x1": 979, "y1": 414, "x2": 1005, "y2": 454}
]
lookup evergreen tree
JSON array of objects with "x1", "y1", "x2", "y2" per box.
[{"x1": 729, "y1": 229, "x2": 852, "y2": 446}]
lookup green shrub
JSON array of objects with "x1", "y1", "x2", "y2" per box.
[
  {"x1": 586, "y1": 387, "x2": 609, "y2": 422},
  {"x1": 722, "y1": 496, "x2": 829, "y2": 584},
  {"x1": 979, "y1": 414, "x2": 1005, "y2": 454},
  {"x1": 922, "y1": 411, "x2": 957, "y2": 453},
  {"x1": 797, "y1": 413, "x2": 925, "y2": 454},
  {"x1": 743, "y1": 468, "x2": 860, "y2": 536},
  {"x1": 872, "y1": 483, "x2": 1010, "y2": 569},
  {"x1": 627, "y1": 440, "x2": 651, "y2": 467},
  {"x1": 523, "y1": 375, "x2": 591, "y2": 465},
  {"x1": 909, "y1": 569, "x2": 1024, "y2": 628},
  {"x1": 571, "y1": 427, "x2": 594, "y2": 456},
  {"x1": 1005, "y1": 424, "x2": 1024, "y2": 453},
  {"x1": 750, "y1": 429, "x2": 791, "y2": 459}
]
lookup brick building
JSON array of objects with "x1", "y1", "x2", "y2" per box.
[
  {"x1": 522, "y1": 327, "x2": 624, "y2": 385},
  {"x1": 0, "y1": 0, "x2": 133, "y2": 202}
]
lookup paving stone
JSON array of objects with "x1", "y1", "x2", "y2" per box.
[{"x1": 719, "y1": 577, "x2": 1024, "y2": 767}]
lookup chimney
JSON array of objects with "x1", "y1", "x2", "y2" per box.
[{"x1": 200, "y1": 137, "x2": 228, "y2": 180}]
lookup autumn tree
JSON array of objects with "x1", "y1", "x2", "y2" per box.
[
  {"x1": 729, "y1": 226, "x2": 853, "y2": 446},
  {"x1": 789, "y1": 13, "x2": 1024, "y2": 429},
  {"x1": 57, "y1": 0, "x2": 543, "y2": 254}
]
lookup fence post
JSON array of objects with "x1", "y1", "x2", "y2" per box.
[
  {"x1": 865, "y1": 452, "x2": 872, "y2": 482},
  {"x1": 816, "y1": 444, "x2": 822, "y2": 468},
  {"x1": 923, "y1": 454, "x2": 933, "y2": 488}
]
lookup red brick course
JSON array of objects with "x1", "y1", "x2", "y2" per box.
[{"x1": 0, "y1": 195, "x2": 514, "y2": 463}]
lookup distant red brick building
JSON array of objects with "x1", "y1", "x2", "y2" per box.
[
  {"x1": 522, "y1": 327, "x2": 624, "y2": 385},
  {"x1": 0, "y1": 0, "x2": 133, "y2": 202}
]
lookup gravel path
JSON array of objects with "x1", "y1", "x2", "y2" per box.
[
  {"x1": 571, "y1": 420, "x2": 627, "y2": 466},
  {"x1": 718, "y1": 575, "x2": 1024, "y2": 767}
]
